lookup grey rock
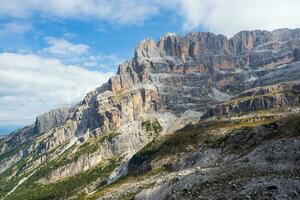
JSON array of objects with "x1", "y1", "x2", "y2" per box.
[{"x1": 34, "y1": 107, "x2": 73, "y2": 134}]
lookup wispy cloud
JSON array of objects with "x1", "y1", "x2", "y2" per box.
[
  {"x1": 0, "y1": 22, "x2": 32, "y2": 35},
  {"x1": 43, "y1": 37, "x2": 90, "y2": 56},
  {"x1": 40, "y1": 37, "x2": 124, "y2": 69}
]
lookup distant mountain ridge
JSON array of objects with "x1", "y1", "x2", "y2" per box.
[
  {"x1": 0, "y1": 125, "x2": 23, "y2": 135},
  {"x1": 0, "y1": 28, "x2": 300, "y2": 200}
]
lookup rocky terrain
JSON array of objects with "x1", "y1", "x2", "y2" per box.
[{"x1": 0, "y1": 28, "x2": 300, "y2": 200}]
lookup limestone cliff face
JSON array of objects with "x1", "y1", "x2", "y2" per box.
[
  {"x1": 1, "y1": 107, "x2": 73, "y2": 150},
  {"x1": 202, "y1": 81, "x2": 300, "y2": 119},
  {"x1": 34, "y1": 107, "x2": 73, "y2": 134},
  {"x1": 2, "y1": 28, "x2": 300, "y2": 168},
  {"x1": 1, "y1": 29, "x2": 300, "y2": 200}
]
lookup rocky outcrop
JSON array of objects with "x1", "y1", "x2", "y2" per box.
[
  {"x1": 0, "y1": 107, "x2": 73, "y2": 153},
  {"x1": 99, "y1": 112, "x2": 300, "y2": 200},
  {"x1": 34, "y1": 107, "x2": 73, "y2": 134},
  {"x1": 202, "y1": 81, "x2": 300, "y2": 118}
]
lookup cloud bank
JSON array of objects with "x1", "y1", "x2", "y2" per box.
[
  {"x1": 177, "y1": 0, "x2": 300, "y2": 36},
  {"x1": 1, "y1": 0, "x2": 299, "y2": 36},
  {"x1": 0, "y1": 53, "x2": 113, "y2": 125}
]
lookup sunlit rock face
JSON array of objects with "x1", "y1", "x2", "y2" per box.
[{"x1": 202, "y1": 81, "x2": 300, "y2": 119}]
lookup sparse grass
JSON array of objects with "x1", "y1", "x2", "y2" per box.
[
  {"x1": 85, "y1": 113, "x2": 300, "y2": 200},
  {"x1": 129, "y1": 112, "x2": 300, "y2": 176},
  {"x1": 74, "y1": 132, "x2": 121, "y2": 158},
  {"x1": 5, "y1": 159, "x2": 120, "y2": 200},
  {"x1": 0, "y1": 141, "x2": 75, "y2": 199},
  {"x1": 85, "y1": 166, "x2": 167, "y2": 200},
  {"x1": 0, "y1": 140, "x2": 31, "y2": 162},
  {"x1": 55, "y1": 132, "x2": 122, "y2": 166},
  {"x1": 1, "y1": 131, "x2": 124, "y2": 199},
  {"x1": 141, "y1": 119, "x2": 163, "y2": 134},
  {"x1": 0, "y1": 158, "x2": 28, "y2": 197},
  {"x1": 2, "y1": 111, "x2": 300, "y2": 200}
]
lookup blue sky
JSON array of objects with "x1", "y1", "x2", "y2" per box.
[
  {"x1": 0, "y1": 10, "x2": 186, "y2": 69},
  {"x1": 0, "y1": 0, "x2": 299, "y2": 134}
]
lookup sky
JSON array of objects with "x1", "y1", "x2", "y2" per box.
[{"x1": 1, "y1": 0, "x2": 300, "y2": 134}]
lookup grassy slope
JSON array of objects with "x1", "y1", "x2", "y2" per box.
[
  {"x1": 85, "y1": 112, "x2": 300, "y2": 199},
  {"x1": 5, "y1": 159, "x2": 120, "y2": 200},
  {"x1": 1, "y1": 112, "x2": 299, "y2": 200},
  {"x1": 0, "y1": 132, "x2": 123, "y2": 200}
]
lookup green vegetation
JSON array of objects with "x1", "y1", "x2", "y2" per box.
[
  {"x1": 85, "y1": 166, "x2": 167, "y2": 200},
  {"x1": 2, "y1": 112, "x2": 300, "y2": 200},
  {"x1": 0, "y1": 131, "x2": 124, "y2": 199},
  {"x1": 0, "y1": 158, "x2": 28, "y2": 197},
  {"x1": 0, "y1": 140, "x2": 31, "y2": 162},
  {"x1": 131, "y1": 120, "x2": 232, "y2": 170},
  {"x1": 74, "y1": 132, "x2": 121, "y2": 158},
  {"x1": 5, "y1": 159, "x2": 120, "y2": 200},
  {"x1": 0, "y1": 131, "x2": 124, "y2": 200},
  {"x1": 0, "y1": 142, "x2": 73, "y2": 198},
  {"x1": 141, "y1": 119, "x2": 163, "y2": 134},
  {"x1": 48, "y1": 132, "x2": 122, "y2": 167},
  {"x1": 130, "y1": 112, "x2": 297, "y2": 175}
]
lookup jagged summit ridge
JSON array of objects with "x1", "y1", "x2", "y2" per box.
[{"x1": 111, "y1": 28, "x2": 300, "y2": 88}]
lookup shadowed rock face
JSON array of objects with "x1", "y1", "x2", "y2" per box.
[{"x1": 294, "y1": 48, "x2": 300, "y2": 62}]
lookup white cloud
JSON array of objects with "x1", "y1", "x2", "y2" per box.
[
  {"x1": 86, "y1": 54, "x2": 124, "y2": 69},
  {"x1": 40, "y1": 37, "x2": 123, "y2": 69},
  {"x1": 1, "y1": 0, "x2": 300, "y2": 35},
  {"x1": 43, "y1": 37, "x2": 90, "y2": 56},
  {"x1": 177, "y1": 0, "x2": 300, "y2": 36},
  {"x1": 0, "y1": 53, "x2": 114, "y2": 125}
]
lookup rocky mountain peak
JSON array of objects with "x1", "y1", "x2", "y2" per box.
[
  {"x1": 229, "y1": 30, "x2": 273, "y2": 54},
  {"x1": 134, "y1": 37, "x2": 164, "y2": 68},
  {"x1": 34, "y1": 107, "x2": 73, "y2": 134},
  {"x1": 1, "y1": 28, "x2": 300, "y2": 200},
  {"x1": 272, "y1": 28, "x2": 300, "y2": 41}
]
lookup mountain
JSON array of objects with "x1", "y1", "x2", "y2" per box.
[
  {"x1": 0, "y1": 28, "x2": 300, "y2": 200},
  {"x1": 0, "y1": 125, "x2": 23, "y2": 136}
]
